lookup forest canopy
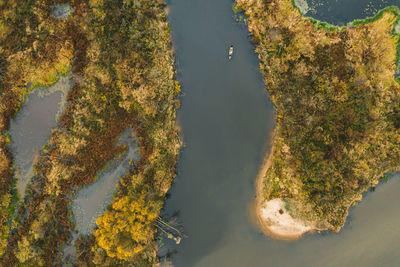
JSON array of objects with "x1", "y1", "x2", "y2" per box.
[
  {"x1": 236, "y1": 0, "x2": 400, "y2": 230},
  {"x1": 0, "y1": 0, "x2": 180, "y2": 266}
]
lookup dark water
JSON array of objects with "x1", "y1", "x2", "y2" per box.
[
  {"x1": 305, "y1": 0, "x2": 400, "y2": 25},
  {"x1": 8, "y1": 76, "x2": 71, "y2": 199},
  {"x1": 163, "y1": 0, "x2": 400, "y2": 266}
]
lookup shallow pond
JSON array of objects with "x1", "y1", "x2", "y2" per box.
[
  {"x1": 71, "y1": 128, "x2": 140, "y2": 236},
  {"x1": 8, "y1": 76, "x2": 72, "y2": 200},
  {"x1": 163, "y1": 0, "x2": 400, "y2": 266},
  {"x1": 51, "y1": 3, "x2": 73, "y2": 19},
  {"x1": 63, "y1": 128, "x2": 140, "y2": 262}
]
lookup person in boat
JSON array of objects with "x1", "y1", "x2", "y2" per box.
[{"x1": 228, "y1": 45, "x2": 234, "y2": 60}]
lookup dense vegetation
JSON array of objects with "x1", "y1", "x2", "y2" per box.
[
  {"x1": 0, "y1": 0, "x2": 180, "y2": 266},
  {"x1": 0, "y1": 0, "x2": 73, "y2": 257},
  {"x1": 236, "y1": 0, "x2": 400, "y2": 230}
]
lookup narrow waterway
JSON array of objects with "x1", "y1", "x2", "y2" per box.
[
  {"x1": 163, "y1": 0, "x2": 400, "y2": 266},
  {"x1": 8, "y1": 76, "x2": 72, "y2": 200},
  {"x1": 70, "y1": 128, "x2": 139, "y2": 236},
  {"x1": 63, "y1": 128, "x2": 140, "y2": 263}
]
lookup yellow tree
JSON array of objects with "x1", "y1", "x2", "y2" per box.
[{"x1": 94, "y1": 189, "x2": 159, "y2": 261}]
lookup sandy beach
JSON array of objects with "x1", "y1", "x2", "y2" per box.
[{"x1": 254, "y1": 132, "x2": 314, "y2": 240}]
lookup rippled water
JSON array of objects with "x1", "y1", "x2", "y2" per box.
[{"x1": 162, "y1": 0, "x2": 400, "y2": 266}]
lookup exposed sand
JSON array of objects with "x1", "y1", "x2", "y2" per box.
[
  {"x1": 254, "y1": 132, "x2": 314, "y2": 239},
  {"x1": 259, "y1": 199, "x2": 312, "y2": 237}
]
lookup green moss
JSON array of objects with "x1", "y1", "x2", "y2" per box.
[
  {"x1": 351, "y1": 6, "x2": 400, "y2": 26},
  {"x1": 30, "y1": 64, "x2": 71, "y2": 91}
]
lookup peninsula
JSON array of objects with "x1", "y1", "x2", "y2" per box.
[{"x1": 235, "y1": 0, "x2": 400, "y2": 238}]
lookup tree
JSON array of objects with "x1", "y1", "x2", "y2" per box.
[{"x1": 94, "y1": 189, "x2": 159, "y2": 261}]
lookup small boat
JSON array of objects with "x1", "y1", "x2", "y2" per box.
[{"x1": 228, "y1": 45, "x2": 234, "y2": 60}]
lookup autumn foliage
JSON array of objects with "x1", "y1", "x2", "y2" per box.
[
  {"x1": 0, "y1": 0, "x2": 180, "y2": 266},
  {"x1": 0, "y1": 0, "x2": 73, "y2": 258},
  {"x1": 95, "y1": 189, "x2": 159, "y2": 261},
  {"x1": 236, "y1": 0, "x2": 400, "y2": 230}
]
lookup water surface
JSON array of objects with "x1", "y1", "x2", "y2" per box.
[
  {"x1": 63, "y1": 128, "x2": 140, "y2": 263},
  {"x1": 8, "y1": 76, "x2": 71, "y2": 199},
  {"x1": 71, "y1": 128, "x2": 140, "y2": 236},
  {"x1": 163, "y1": 0, "x2": 400, "y2": 266},
  {"x1": 51, "y1": 3, "x2": 73, "y2": 19},
  {"x1": 305, "y1": 0, "x2": 400, "y2": 25}
]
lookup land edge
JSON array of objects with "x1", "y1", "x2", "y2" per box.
[
  {"x1": 251, "y1": 2, "x2": 400, "y2": 240},
  {"x1": 253, "y1": 130, "x2": 317, "y2": 240}
]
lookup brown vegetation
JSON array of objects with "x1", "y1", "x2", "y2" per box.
[
  {"x1": 0, "y1": 0, "x2": 73, "y2": 257},
  {"x1": 236, "y1": 0, "x2": 400, "y2": 231},
  {"x1": 1, "y1": 0, "x2": 180, "y2": 266}
]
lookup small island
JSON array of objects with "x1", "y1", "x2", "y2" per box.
[{"x1": 235, "y1": 0, "x2": 400, "y2": 238}]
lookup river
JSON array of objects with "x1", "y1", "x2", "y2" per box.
[{"x1": 163, "y1": 0, "x2": 400, "y2": 266}]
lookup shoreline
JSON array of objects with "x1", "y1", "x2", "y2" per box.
[
  {"x1": 253, "y1": 131, "x2": 315, "y2": 240},
  {"x1": 243, "y1": 0, "x2": 400, "y2": 240},
  {"x1": 252, "y1": 130, "x2": 388, "y2": 239}
]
